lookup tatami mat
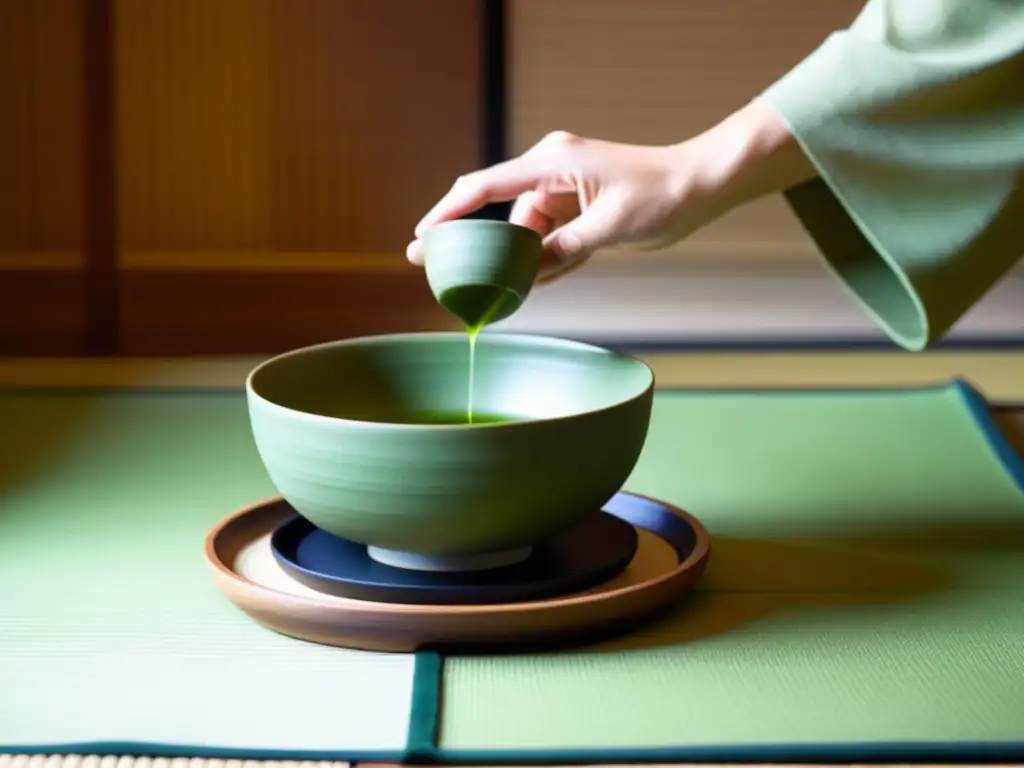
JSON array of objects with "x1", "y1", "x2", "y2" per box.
[{"x1": 1, "y1": 353, "x2": 1023, "y2": 403}]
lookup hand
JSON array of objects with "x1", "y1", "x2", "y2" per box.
[
  {"x1": 406, "y1": 99, "x2": 815, "y2": 283},
  {"x1": 407, "y1": 131, "x2": 703, "y2": 283}
]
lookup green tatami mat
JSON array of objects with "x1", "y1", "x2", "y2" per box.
[
  {"x1": 0, "y1": 391, "x2": 417, "y2": 759},
  {"x1": 438, "y1": 379, "x2": 1024, "y2": 763}
]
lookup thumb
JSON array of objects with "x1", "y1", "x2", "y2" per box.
[{"x1": 542, "y1": 194, "x2": 623, "y2": 266}]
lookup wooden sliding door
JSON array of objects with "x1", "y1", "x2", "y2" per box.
[
  {"x1": 0, "y1": 0, "x2": 484, "y2": 355},
  {"x1": 0, "y1": 0, "x2": 87, "y2": 354},
  {"x1": 114, "y1": 0, "x2": 479, "y2": 354}
]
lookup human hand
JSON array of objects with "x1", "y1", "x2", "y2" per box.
[
  {"x1": 407, "y1": 131, "x2": 704, "y2": 283},
  {"x1": 406, "y1": 99, "x2": 814, "y2": 283}
]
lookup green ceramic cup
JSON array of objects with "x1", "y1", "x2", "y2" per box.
[
  {"x1": 246, "y1": 332, "x2": 654, "y2": 572},
  {"x1": 422, "y1": 219, "x2": 543, "y2": 329}
]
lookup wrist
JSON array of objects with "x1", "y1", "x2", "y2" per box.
[{"x1": 668, "y1": 98, "x2": 817, "y2": 217}]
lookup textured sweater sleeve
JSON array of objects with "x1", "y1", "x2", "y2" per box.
[{"x1": 760, "y1": 0, "x2": 1024, "y2": 350}]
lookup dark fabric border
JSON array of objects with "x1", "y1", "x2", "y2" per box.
[
  {"x1": 956, "y1": 378, "x2": 1024, "y2": 494},
  {"x1": 431, "y1": 741, "x2": 1024, "y2": 764},
  {"x1": 406, "y1": 651, "x2": 444, "y2": 763}
]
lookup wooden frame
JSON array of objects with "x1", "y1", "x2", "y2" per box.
[
  {"x1": 1, "y1": 0, "x2": 502, "y2": 356},
  {"x1": 81, "y1": 0, "x2": 118, "y2": 354}
]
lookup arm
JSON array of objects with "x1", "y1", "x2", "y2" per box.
[
  {"x1": 741, "y1": 0, "x2": 1024, "y2": 350},
  {"x1": 409, "y1": 0, "x2": 1024, "y2": 339}
]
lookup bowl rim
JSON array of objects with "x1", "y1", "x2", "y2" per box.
[{"x1": 245, "y1": 331, "x2": 655, "y2": 431}]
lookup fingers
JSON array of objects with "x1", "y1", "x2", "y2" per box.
[
  {"x1": 508, "y1": 190, "x2": 553, "y2": 235},
  {"x1": 537, "y1": 255, "x2": 591, "y2": 285},
  {"x1": 543, "y1": 193, "x2": 623, "y2": 267},
  {"x1": 534, "y1": 194, "x2": 622, "y2": 283},
  {"x1": 407, "y1": 189, "x2": 554, "y2": 268},
  {"x1": 406, "y1": 162, "x2": 548, "y2": 267},
  {"x1": 406, "y1": 238, "x2": 426, "y2": 266},
  {"x1": 414, "y1": 157, "x2": 550, "y2": 238},
  {"x1": 510, "y1": 190, "x2": 586, "y2": 277},
  {"x1": 409, "y1": 131, "x2": 590, "y2": 266},
  {"x1": 410, "y1": 186, "x2": 584, "y2": 271}
]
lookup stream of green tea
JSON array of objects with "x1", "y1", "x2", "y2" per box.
[
  {"x1": 357, "y1": 311, "x2": 505, "y2": 425},
  {"x1": 377, "y1": 321, "x2": 503, "y2": 426},
  {"x1": 464, "y1": 298, "x2": 503, "y2": 424},
  {"x1": 467, "y1": 324, "x2": 481, "y2": 423}
]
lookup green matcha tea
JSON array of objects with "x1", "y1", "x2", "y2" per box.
[
  {"x1": 346, "y1": 408, "x2": 513, "y2": 425},
  {"x1": 464, "y1": 290, "x2": 512, "y2": 428},
  {"x1": 380, "y1": 410, "x2": 513, "y2": 425},
  {"x1": 466, "y1": 322, "x2": 483, "y2": 423},
  {"x1": 442, "y1": 285, "x2": 517, "y2": 424}
]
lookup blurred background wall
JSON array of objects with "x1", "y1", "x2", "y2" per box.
[
  {"x1": 1, "y1": 0, "x2": 1021, "y2": 356},
  {"x1": 494, "y1": 0, "x2": 1024, "y2": 346},
  {"x1": 0, "y1": 0, "x2": 476, "y2": 355}
]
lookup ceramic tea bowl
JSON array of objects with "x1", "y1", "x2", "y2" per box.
[
  {"x1": 246, "y1": 332, "x2": 654, "y2": 572},
  {"x1": 422, "y1": 220, "x2": 542, "y2": 329}
]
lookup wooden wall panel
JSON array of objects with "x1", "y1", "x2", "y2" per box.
[
  {"x1": 114, "y1": 0, "x2": 272, "y2": 254},
  {"x1": 0, "y1": 272, "x2": 86, "y2": 355},
  {"x1": 508, "y1": 0, "x2": 864, "y2": 265},
  {"x1": 0, "y1": 0, "x2": 86, "y2": 355},
  {"x1": 110, "y1": 0, "x2": 481, "y2": 353},
  {"x1": 115, "y1": 0, "x2": 480, "y2": 260},
  {"x1": 264, "y1": 0, "x2": 480, "y2": 254},
  {"x1": 118, "y1": 268, "x2": 454, "y2": 355},
  {"x1": 0, "y1": 0, "x2": 84, "y2": 256}
]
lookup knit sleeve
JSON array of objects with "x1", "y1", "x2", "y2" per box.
[{"x1": 760, "y1": 0, "x2": 1024, "y2": 350}]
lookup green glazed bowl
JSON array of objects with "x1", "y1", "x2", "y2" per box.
[
  {"x1": 246, "y1": 332, "x2": 654, "y2": 572},
  {"x1": 422, "y1": 219, "x2": 543, "y2": 329}
]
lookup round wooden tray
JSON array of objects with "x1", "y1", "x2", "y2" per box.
[{"x1": 203, "y1": 492, "x2": 711, "y2": 653}]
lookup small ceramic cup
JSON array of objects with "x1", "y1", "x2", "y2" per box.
[{"x1": 422, "y1": 219, "x2": 543, "y2": 329}]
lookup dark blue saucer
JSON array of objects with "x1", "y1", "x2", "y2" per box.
[{"x1": 270, "y1": 500, "x2": 640, "y2": 605}]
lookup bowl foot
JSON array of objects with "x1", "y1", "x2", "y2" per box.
[{"x1": 366, "y1": 544, "x2": 533, "y2": 573}]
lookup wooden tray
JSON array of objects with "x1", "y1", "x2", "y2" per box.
[{"x1": 204, "y1": 492, "x2": 711, "y2": 653}]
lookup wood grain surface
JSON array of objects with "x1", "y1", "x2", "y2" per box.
[
  {"x1": 0, "y1": 0, "x2": 87, "y2": 355},
  {"x1": 116, "y1": 267, "x2": 458, "y2": 355},
  {"x1": 205, "y1": 495, "x2": 708, "y2": 653},
  {"x1": 0, "y1": 0, "x2": 481, "y2": 355}
]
